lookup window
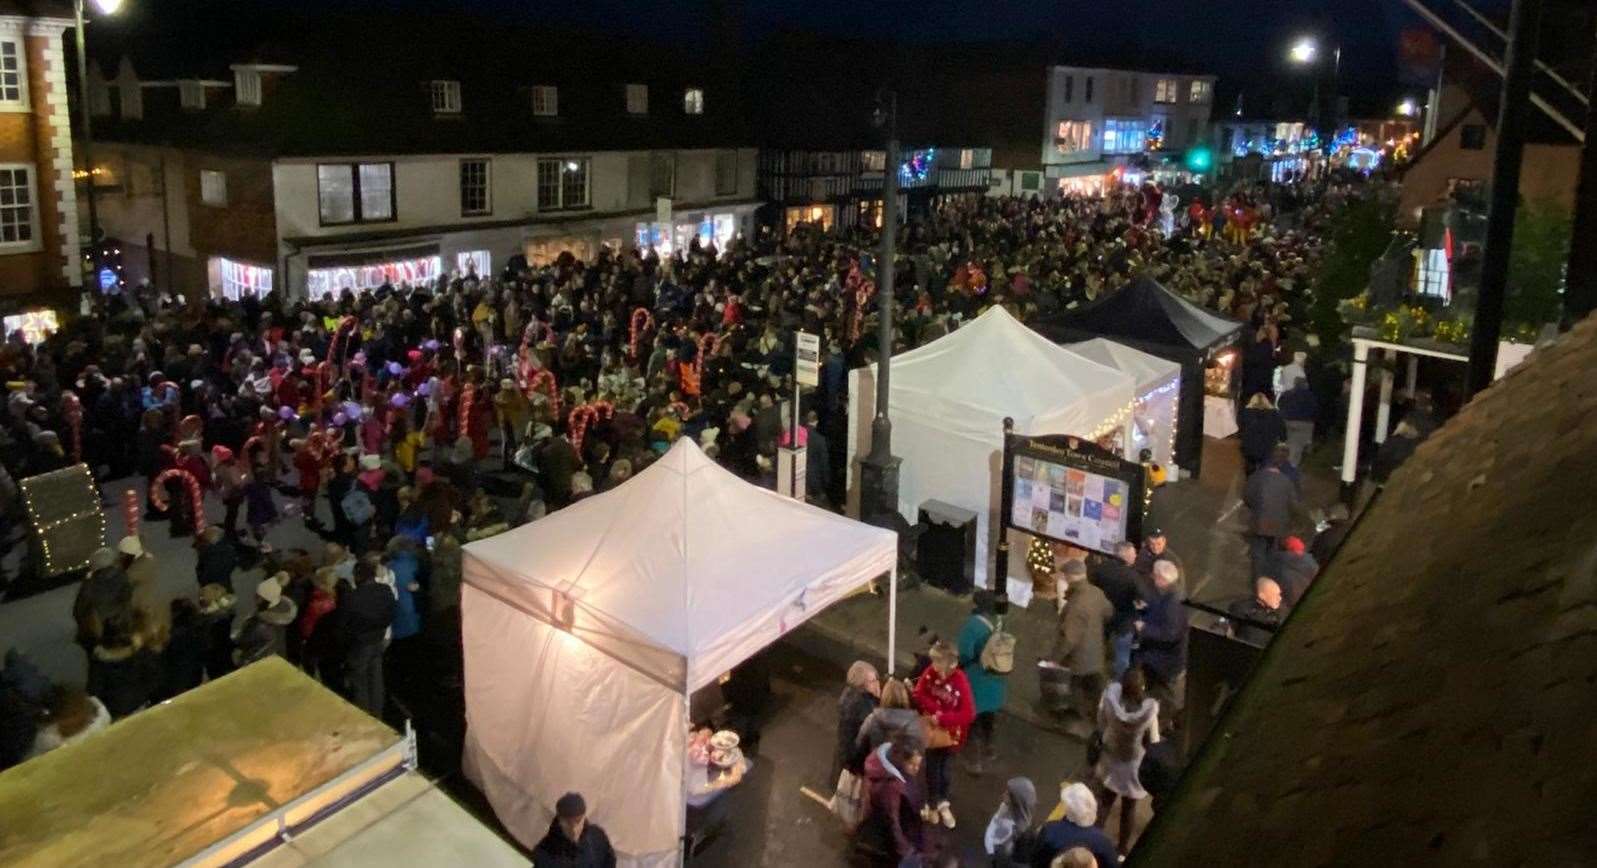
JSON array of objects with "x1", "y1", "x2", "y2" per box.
[
  {"x1": 683, "y1": 87, "x2": 704, "y2": 115},
  {"x1": 714, "y1": 150, "x2": 738, "y2": 196},
  {"x1": 1063, "y1": 75, "x2": 1074, "y2": 103},
  {"x1": 1154, "y1": 79, "x2": 1178, "y2": 104},
  {"x1": 536, "y1": 158, "x2": 589, "y2": 210},
  {"x1": 1054, "y1": 121, "x2": 1094, "y2": 155},
  {"x1": 649, "y1": 152, "x2": 675, "y2": 198},
  {"x1": 1102, "y1": 118, "x2": 1146, "y2": 154},
  {"x1": 459, "y1": 158, "x2": 490, "y2": 216},
  {"x1": 1189, "y1": 80, "x2": 1212, "y2": 104},
  {"x1": 234, "y1": 70, "x2": 261, "y2": 107},
  {"x1": 1460, "y1": 124, "x2": 1487, "y2": 150},
  {"x1": 1085, "y1": 76, "x2": 1095, "y2": 103},
  {"x1": 1148, "y1": 115, "x2": 1167, "y2": 151},
  {"x1": 431, "y1": 80, "x2": 461, "y2": 114},
  {"x1": 0, "y1": 165, "x2": 35, "y2": 246},
  {"x1": 958, "y1": 148, "x2": 974, "y2": 170},
  {"x1": 0, "y1": 40, "x2": 26, "y2": 105},
  {"x1": 457, "y1": 250, "x2": 490, "y2": 277},
  {"x1": 199, "y1": 169, "x2": 227, "y2": 206},
  {"x1": 626, "y1": 83, "x2": 648, "y2": 115},
  {"x1": 532, "y1": 85, "x2": 558, "y2": 117},
  {"x1": 316, "y1": 162, "x2": 394, "y2": 224},
  {"x1": 1414, "y1": 248, "x2": 1450, "y2": 300},
  {"x1": 179, "y1": 81, "x2": 206, "y2": 111},
  {"x1": 861, "y1": 151, "x2": 886, "y2": 172},
  {"x1": 1020, "y1": 171, "x2": 1041, "y2": 192},
  {"x1": 212, "y1": 257, "x2": 273, "y2": 300}
]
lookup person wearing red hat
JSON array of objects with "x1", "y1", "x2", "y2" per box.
[
  {"x1": 211, "y1": 445, "x2": 247, "y2": 542},
  {"x1": 1269, "y1": 536, "x2": 1320, "y2": 608}
]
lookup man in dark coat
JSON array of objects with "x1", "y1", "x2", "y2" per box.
[
  {"x1": 1092, "y1": 541, "x2": 1143, "y2": 679},
  {"x1": 1243, "y1": 450, "x2": 1300, "y2": 579},
  {"x1": 1134, "y1": 559, "x2": 1189, "y2": 729},
  {"x1": 194, "y1": 526, "x2": 239, "y2": 592},
  {"x1": 339, "y1": 560, "x2": 395, "y2": 717},
  {"x1": 803, "y1": 411, "x2": 831, "y2": 508},
  {"x1": 533, "y1": 792, "x2": 617, "y2": 868},
  {"x1": 538, "y1": 433, "x2": 582, "y2": 509},
  {"x1": 1310, "y1": 502, "x2": 1353, "y2": 565},
  {"x1": 1268, "y1": 536, "x2": 1320, "y2": 607},
  {"x1": 1228, "y1": 577, "x2": 1284, "y2": 645}
]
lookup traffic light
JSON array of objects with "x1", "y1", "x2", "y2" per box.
[{"x1": 1184, "y1": 145, "x2": 1214, "y2": 174}]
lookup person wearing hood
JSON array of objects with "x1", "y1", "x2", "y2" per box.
[
  {"x1": 194, "y1": 525, "x2": 239, "y2": 592},
  {"x1": 957, "y1": 590, "x2": 1009, "y2": 773},
  {"x1": 532, "y1": 791, "x2": 616, "y2": 868},
  {"x1": 1033, "y1": 782, "x2": 1118, "y2": 868},
  {"x1": 855, "y1": 739, "x2": 929, "y2": 866},
  {"x1": 73, "y1": 546, "x2": 131, "y2": 652},
  {"x1": 233, "y1": 574, "x2": 299, "y2": 666},
  {"x1": 1095, "y1": 668, "x2": 1160, "y2": 856},
  {"x1": 86, "y1": 616, "x2": 162, "y2": 719},
  {"x1": 28, "y1": 686, "x2": 112, "y2": 759},
  {"x1": 382, "y1": 536, "x2": 423, "y2": 642},
  {"x1": 985, "y1": 777, "x2": 1039, "y2": 866}
]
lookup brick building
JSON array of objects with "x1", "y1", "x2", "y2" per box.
[{"x1": 0, "y1": 1, "x2": 80, "y2": 302}]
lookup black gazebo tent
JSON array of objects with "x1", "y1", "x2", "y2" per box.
[{"x1": 1033, "y1": 275, "x2": 1243, "y2": 478}]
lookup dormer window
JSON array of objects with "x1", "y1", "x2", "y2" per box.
[
  {"x1": 683, "y1": 87, "x2": 704, "y2": 115},
  {"x1": 431, "y1": 80, "x2": 461, "y2": 114},
  {"x1": 234, "y1": 69, "x2": 261, "y2": 106},
  {"x1": 179, "y1": 81, "x2": 206, "y2": 111},
  {"x1": 532, "y1": 85, "x2": 558, "y2": 117},
  {"x1": 625, "y1": 83, "x2": 648, "y2": 115}
]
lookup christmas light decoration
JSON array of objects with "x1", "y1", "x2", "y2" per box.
[
  {"x1": 20, "y1": 464, "x2": 106, "y2": 576},
  {"x1": 1025, "y1": 536, "x2": 1054, "y2": 574},
  {"x1": 60, "y1": 391, "x2": 83, "y2": 463},
  {"x1": 122, "y1": 488, "x2": 140, "y2": 539},
  {"x1": 629, "y1": 309, "x2": 654, "y2": 362},
  {"x1": 149, "y1": 467, "x2": 206, "y2": 536},
  {"x1": 899, "y1": 149, "x2": 936, "y2": 184},
  {"x1": 567, "y1": 401, "x2": 614, "y2": 456}
]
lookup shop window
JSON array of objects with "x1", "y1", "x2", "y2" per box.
[
  {"x1": 0, "y1": 164, "x2": 36, "y2": 247},
  {"x1": 0, "y1": 40, "x2": 25, "y2": 106},
  {"x1": 457, "y1": 250, "x2": 490, "y2": 277},
  {"x1": 212, "y1": 257, "x2": 273, "y2": 300},
  {"x1": 714, "y1": 150, "x2": 738, "y2": 196},
  {"x1": 532, "y1": 85, "x2": 557, "y2": 117},
  {"x1": 626, "y1": 83, "x2": 648, "y2": 115},
  {"x1": 683, "y1": 87, "x2": 704, "y2": 115},
  {"x1": 199, "y1": 169, "x2": 227, "y2": 206},
  {"x1": 431, "y1": 80, "x2": 461, "y2": 114},
  {"x1": 1103, "y1": 118, "x2": 1146, "y2": 154},
  {"x1": 459, "y1": 158, "x2": 491, "y2": 216},
  {"x1": 1460, "y1": 124, "x2": 1487, "y2": 150},
  {"x1": 317, "y1": 161, "x2": 395, "y2": 224},
  {"x1": 1154, "y1": 78, "x2": 1178, "y2": 104},
  {"x1": 537, "y1": 158, "x2": 589, "y2": 210}
]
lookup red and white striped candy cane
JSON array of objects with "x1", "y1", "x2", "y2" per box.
[
  {"x1": 60, "y1": 391, "x2": 83, "y2": 463},
  {"x1": 149, "y1": 467, "x2": 205, "y2": 536},
  {"x1": 122, "y1": 489, "x2": 140, "y2": 539},
  {"x1": 527, "y1": 369, "x2": 559, "y2": 415},
  {"x1": 629, "y1": 308, "x2": 654, "y2": 362}
]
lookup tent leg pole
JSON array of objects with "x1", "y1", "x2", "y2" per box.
[
  {"x1": 1341, "y1": 341, "x2": 1369, "y2": 502},
  {"x1": 1405, "y1": 354, "x2": 1419, "y2": 399},
  {"x1": 886, "y1": 566, "x2": 898, "y2": 676},
  {"x1": 1374, "y1": 349, "x2": 1394, "y2": 445}
]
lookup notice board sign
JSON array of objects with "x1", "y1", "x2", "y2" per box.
[
  {"x1": 1000, "y1": 421, "x2": 1146, "y2": 557},
  {"x1": 794, "y1": 330, "x2": 820, "y2": 387}
]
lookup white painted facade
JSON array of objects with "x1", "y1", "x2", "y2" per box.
[{"x1": 1040, "y1": 65, "x2": 1217, "y2": 188}]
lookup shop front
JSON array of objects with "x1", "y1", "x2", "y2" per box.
[
  {"x1": 208, "y1": 256, "x2": 275, "y2": 301},
  {"x1": 635, "y1": 211, "x2": 744, "y2": 257},
  {"x1": 783, "y1": 204, "x2": 835, "y2": 233},
  {"x1": 303, "y1": 244, "x2": 443, "y2": 299},
  {"x1": 524, "y1": 233, "x2": 602, "y2": 267}
]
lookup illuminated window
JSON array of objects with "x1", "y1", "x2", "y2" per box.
[
  {"x1": 1054, "y1": 120, "x2": 1094, "y2": 155},
  {"x1": 861, "y1": 151, "x2": 886, "y2": 172},
  {"x1": 1189, "y1": 80, "x2": 1212, "y2": 104},
  {"x1": 532, "y1": 85, "x2": 557, "y2": 117},
  {"x1": 199, "y1": 169, "x2": 227, "y2": 206},
  {"x1": 537, "y1": 158, "x2": 589, "y2": 210},
  {"x1": 1103, "y1": 118, "x2": 1146, "y2": 154},
  {"x1": 0, "y1": 40, "x2": 25, "y2": 105},
  {"x1": 431, "y1": 80, "x2": 461, "y2": 114},
  {"x1": 626, "y1": 83, "x2": 648, "y2": 115},
  {"x1": 1154, "y1": 79, "x2": 1178, "y2": 104},
  {"x1": 234, "y1": 70, "x2": 261, "y2": 106},
  {"x1": 179, "y1": 81, "x2": 206, "y2": 111},
  {"x1": 317, "y1": 162, "x2": 394, "y2": 224},
  {"x1": 683, "y1": 87, "x2": 704, "y2": 115}
]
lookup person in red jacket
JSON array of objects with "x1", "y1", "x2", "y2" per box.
[{"x1": 912, "y1": 641, "x2": 976, "y2": 830}]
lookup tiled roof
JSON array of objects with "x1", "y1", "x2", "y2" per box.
[{"x1": 1133, "y1": 315, "x2": 1597, "y2": 866}]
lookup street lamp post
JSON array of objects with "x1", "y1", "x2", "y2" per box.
[
  {"x1": 858, "y1": 89, "x2": 901, "y2": 523},
  {"x1": 1289, "y1": 36, "x2": 1342, "y2": 145},
  {"x1": 73, "y1": 0, "x2": 121, "y2": 282}
]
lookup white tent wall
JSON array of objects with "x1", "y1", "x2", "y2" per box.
[
  {"x1": 1067, "y1": 338, "x2": 1184, "y2": 470},
  {"x1": 461, "y1": 584, "x2": 686, "y2": 866}
]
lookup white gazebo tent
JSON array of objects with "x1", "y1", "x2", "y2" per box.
[
  {"x1": 847, "y1": 306, "x2": 1135, "y2": 592},
  {"x1": 1068, "y1": 338, "x2": 1184, "y2": 470},
  {"x1": 459, "y1": 439, "x2": 898, "y2": 866}
]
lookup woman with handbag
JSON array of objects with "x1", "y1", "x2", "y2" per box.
[
  {"x1": 957, "y1": 591, "x2": 1009, "y2": 774},
  {"x1": 912, "y1": 641, "x2": 976, "y2": 830},
  {"x1": 1095, "y1": 666, "x2": 1160, "y2": 856},
  {"x1": 831, "y1": 661, "x2": 881, "y2": 828}
]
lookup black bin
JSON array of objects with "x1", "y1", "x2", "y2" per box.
[{"x1": 916, "y1": 499, "x2": 977, "y2": 595}]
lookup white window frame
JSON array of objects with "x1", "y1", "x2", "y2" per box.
[
  {"x1": 625, "y1": 83, "x2": 648, "y2": 115},
  {"x1": 234, "y1": 70, "x2": 261, "y2": 107},
  {"x1": 0, "y1": 39, "x2": 27, "y2": 110},
  {"x1": 0, "y1": 163, "x2": 40, "y2": 252},
  {"x1": 1102, "y1": 118, "x2": 1146, "y2": 154},
  {"x1": 1189, "y1": 80, "x2": 1212, "y2": 105},
  {"x1": 199, "y1": 169, "x2": 227, "y2": 206},
  {"x1": 179, "y1": 81, "x2": 206, "y2": 111},
  {"x1": 459, "y1": 158, "x2": 491, "y2": 216},
  {"x1": 316, "y1": 161, "x2": 396, "y2": 225},
  {"x1": 1154, "y1": 78, "x2": 1178, "y2": 104},
  {"x1": 532, "y1": 85, "x2": 558, "y2": 117},
  {"x1": 683, "y1": 87, "x2": 704, "y2": 115},
  {"x1": 536, "y1": 157, "x2": 590, "y2": 210},
  {"x1": 431, "y1": 80, "x2": 461, "y2": 114}
]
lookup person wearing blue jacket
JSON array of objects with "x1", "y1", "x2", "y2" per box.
[
  {"x1": 382, "y1": 536, "x2": 424, "y2": 642},
  {"x1": 1133, "y1": 559, "x2": 1189, "y2": 731},
  {"x1": 956, "y1": 590, "x2": 1008, "y2": 774}
]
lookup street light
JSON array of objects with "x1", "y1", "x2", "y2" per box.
[
  {"x1": 1397, "y1": 98, "x2": 1418, "y2": 117},
  {"x1": 1288, "y1": 37, "x2": 1318, "y2": 65},
  {"x1": 74, "y1": 0, "x2": 124, "y2": 283},
  {"x1": 858, "y1": 88, "x2": 901, "y2": 525}
]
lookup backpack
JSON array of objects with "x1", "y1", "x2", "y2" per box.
[
  {"x1": 340, "y1": 487, "x2": 376, "y2": 526},
  {"x1": 977, "y1": 615, "x2": 1016, "y2": 675}
]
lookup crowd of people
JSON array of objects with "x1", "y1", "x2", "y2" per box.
[{"x1": 0, "y1": 170, "x2": 1392, "y2": 863}]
